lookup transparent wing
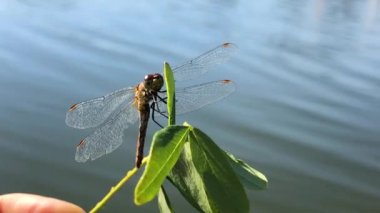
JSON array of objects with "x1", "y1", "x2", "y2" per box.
[
  {"x1": 157, "y1": 80, "x2": 235, "y2": 115},
  {"x1": 66, "y1": 87, "x2": 135, "y2": 129},
  {"x1": 75, "y1": 100, "x2": 139, "y2": 162},
  {"x1": 171, "y1": 43, "x2": 238, "y2": 81}
]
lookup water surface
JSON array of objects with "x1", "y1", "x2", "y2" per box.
[{"x1": 1, "y1": 0, "x2": 379, "y2": 212}]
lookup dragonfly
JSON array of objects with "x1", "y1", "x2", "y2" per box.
[{"x1": 66, "y1": 42, "x2": 237, "y2": 168}]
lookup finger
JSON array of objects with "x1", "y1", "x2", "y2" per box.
[{"x1": 0, "y1": 193, "x2": 85, "y2": 213}]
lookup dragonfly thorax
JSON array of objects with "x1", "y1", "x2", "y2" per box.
[
  {"x1": 143, "y1": 73, "x2": 164, "y2": 92},
  {"x1": 134, "y1": 73, "x2": 164, "y2": 112}
]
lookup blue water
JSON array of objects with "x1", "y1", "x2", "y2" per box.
[{"x1": 1, "y1": 0, "x2": 379, "y2": 212}]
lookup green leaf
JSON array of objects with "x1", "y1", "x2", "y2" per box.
[
  {"x1": 158, "y1": 186, "x2": 173, "y2": 213},
  {"x1": 190, "y1": 128, "x2": 249, "y2": 212},
  {"x1": 135, "y1": 125, "x2": 190, "y2": 205},
  {"x1": 163, "y1": 62, "x2": 175, "y2": 126},
  {"x1": 169, "y1": 125, "x2": 249, "y2": 213},
  {"x1": 225, "y1": 152, "x2": 268, "y2": 190},
  {"x1": 168, "y1": 143, "x2": 207, "y2": 212}
]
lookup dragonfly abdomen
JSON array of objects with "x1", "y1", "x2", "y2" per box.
[
  {"x1": 135, "y1": 103, "x2": 150, "y2": 168},
  {"x1": 134, "y1": 81, "x2": 155, "y2": 168}
]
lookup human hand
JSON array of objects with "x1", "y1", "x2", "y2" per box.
[{"x1": 0, "y1": 193, "x2": 85, "y2": 213}]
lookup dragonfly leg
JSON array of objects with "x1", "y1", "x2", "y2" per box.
[
  {"x1": 156, "y1": 94, "x2": 167, "y2": 104},
  {"x1": 152, "y1": 94, "x2": 168, "y2": 115},
  {"x1": 151, "y1": 104, "x2": 164, "y2": 128}
]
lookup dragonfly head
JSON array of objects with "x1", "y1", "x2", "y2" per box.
[{"x1": 144, "y1": 73, "x2": 164, "y2": 92}]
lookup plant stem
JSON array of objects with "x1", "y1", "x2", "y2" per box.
[{"x1": 89, "y1": 157, "x2": 148, "y2": 213}]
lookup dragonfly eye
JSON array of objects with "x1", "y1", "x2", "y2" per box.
[
  {"x1": 144, "y1": 73, "x2": 163, "y2": 91},
  {"x1": 144, "y1": 74, "x2": 154, "y2": 87},
  {"x1": 145, "y1": 73, "x2": 161, "y2": 80}
]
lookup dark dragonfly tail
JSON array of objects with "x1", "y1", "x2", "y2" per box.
[{"x1": 135, "y1": 105, "x2": 150, "y2": 168}]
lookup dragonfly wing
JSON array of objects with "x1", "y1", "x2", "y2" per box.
[
  {"x1": 75, "y1": 100, "x2": 139, "y2": 162},
  {"x1": 160, "y1": 80, "x2": 235, "y2": 115},
  {"x1": 172, "y1": 43, "x2": 238, "y2": 81},
  {"x1": 66, "y1": 87, "x2": 135, "y2": 129}
]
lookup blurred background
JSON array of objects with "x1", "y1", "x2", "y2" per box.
[{"x1": 1, "y1": 0, "x2": 379, "y2": 212}]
